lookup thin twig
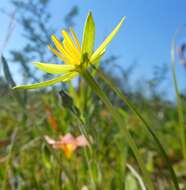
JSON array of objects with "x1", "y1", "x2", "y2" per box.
[{"x1": 126, "y1": 163, "x2": 146, "y2": 190}]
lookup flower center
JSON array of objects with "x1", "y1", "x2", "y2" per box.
[{"x1": 49, "y1": 28, "x2": 82, "y2": 66}]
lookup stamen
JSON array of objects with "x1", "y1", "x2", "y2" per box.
[
  {"x1": 61, "y1": 30, "x2": 80, "y2": 57},
  {"x1": 63, "y1": 39, "x2": 80, "y2": 62},
  {"x1": 51, "y1": 35, "x2": 77, "y2": 64}
]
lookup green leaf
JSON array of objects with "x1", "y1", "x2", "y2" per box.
[
  {"x1": 81, "y1": 11, "x2": 95, "y2": 61},
  {"x1": 13, "y1": 72, "x2": 77, "y2": 90},
  {"x1": 59, "y1": 90, "x2": 81, "y2": 117},
  {"x1": 91, "y1": 16, "x2": 126, "y2": 62},
  {"x1": 1, "y1": 56, "x2": 16, "y2": 87},
  {"x1": 33, "y1": 62, "x2": 76, "y2": 74},
  {"x1": 1, "y1": 55, "x2": 27, "y2": 107}
]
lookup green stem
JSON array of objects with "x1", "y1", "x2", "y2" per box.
[
  {"x1": 81, "y1": 70, "x2": 154, "y2": 190},
  {"x1": 50, "y1": 148, "x2": 75, "y2": 189},
  {"x1": 78, "y1": 124, "x2": 97, "y2": 190},
  {"x1": 171, "y1": 38, "x2": 186, "y2": 161},
  {"x1": 95, "y1": 67, "x2": 180, "y2": 190},
  {"x1": 2, "y1": 128, "x2": 18, "y2": 190},
  {"x1": 72, "y1": 110, "x2": 96, "y2": 189},
  {"x1": 58, "y1": 157, "x2": 62, "y2": 190}
]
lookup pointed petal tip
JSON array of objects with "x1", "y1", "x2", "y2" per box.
[
  {"x1": 88, "y1": 11, "x2": 94, "y2": 21},
  {"x1": 121, "y1": 16, "x2": 126, "y2": 23},
  {"x1": 51, "y1": 34, "x2": 57, "y2": 41},
  {"x1": 44, "y1": 135, "x2": 56, "y2": 144},
  {"x1": 32, "y1": 61, "x2": 39, "y2": 65},
  {"x1": 51, "y1": 34, "x2": 54, "y2": 40},
  {"x1": 91, "y1": 16, "x2": 126, "y2": 62},
  {"x1": 12, "y1": 86, "x2": 23, "y2": 90},
  {"x1": 88, "y1": 11, "x2": 93, "y2": 16},
  {"x1": 86, "y1": 11, "x2": 94, "y2": 23}
]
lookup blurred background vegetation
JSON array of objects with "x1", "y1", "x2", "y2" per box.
[{"x1": 0, "y1": 0, "x2": 186, "y2": 189}]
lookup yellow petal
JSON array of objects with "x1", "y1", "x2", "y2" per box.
[
  {"x1": 48, "y1": 45, "x2": 69, "y2": 63},
  {"x1": 90, "y1": 49, "x2": 106, "y2": 64},
  {"x1": 51, "y1": 35, "x2": 64, "y2": 53},
  {"x1": 81, "y1": 12, "x2": 95, "y2": 59},
  {"x1": 51, "y1": 35, "x2": 76, "y2": 64},
  {"x1": 91, "y1": 16, "x2": 126, "y2": 62},
  {"x1": 13, "y1": 72, "x2": 77, "y2": 90},
  {"x1": 33, "y1": 62, "x2": 76, "y2": 74},
  {"x1": 70, "y1": 27, "x2": 81, "y2": 51},
  {"x1": 61, "y1": 30, "x2": 80, "y2": 58},
  {"x1": 63, "y1": 39, "x2": 80, "y2": 61},
  {"x1": 63, "y1": 144, "x2": 76, "y2": 159}
]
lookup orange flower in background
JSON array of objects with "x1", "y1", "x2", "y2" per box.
[
  {"x1": 44, "y1": 133, "x2": 88, "y2": 159},
  {"x1": 45, "y1": 107, "x2": 58, "y2": 131}
]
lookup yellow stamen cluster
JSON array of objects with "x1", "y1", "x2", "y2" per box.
[
  {"x1": 48, "y1": 28, "x2": 81, "y2": 65},
  {"x1": 62, "y1": 144, "x2": 76, "y2": 159}
]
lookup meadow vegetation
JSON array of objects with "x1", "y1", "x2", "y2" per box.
[{"x1": 0, "y1": 0, "x2": 186, "y2": 189}]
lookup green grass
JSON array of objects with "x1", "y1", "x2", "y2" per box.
[
  {"x1": 0, "y1": 77, "x2": 186, "y2": 189},
  {"x1": 0, "y1": 48, "x2": 186, "y2": 190}
]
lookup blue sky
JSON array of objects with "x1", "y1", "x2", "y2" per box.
[{"x1": 1, "y1": 0, "x2": 186, "y2": 99}]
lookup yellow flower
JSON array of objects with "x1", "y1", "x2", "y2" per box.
[{"x1": 13, "y1": 12, "x2": 125, "y2": 90}]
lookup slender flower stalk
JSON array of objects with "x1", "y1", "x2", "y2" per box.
[
  {"x1": 171, "y1": 34, "x2": 186, "y2": 162},
  {"x1": 2, "y1": 128, "x2": 18, "y2": 190},
  {"x1": 81, "y1": 70, "x2": 155, "y2": 190}
]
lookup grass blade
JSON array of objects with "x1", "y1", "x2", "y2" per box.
[
  {"x1": 94, "y1": 66, "x2": 180, "y2": 190},
  {"x1": 171, "y1": 33, "x2": 186, "y2": 161},
  {"x1": 82, "y1": 70, "x2": 155, "y2": 190}
]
